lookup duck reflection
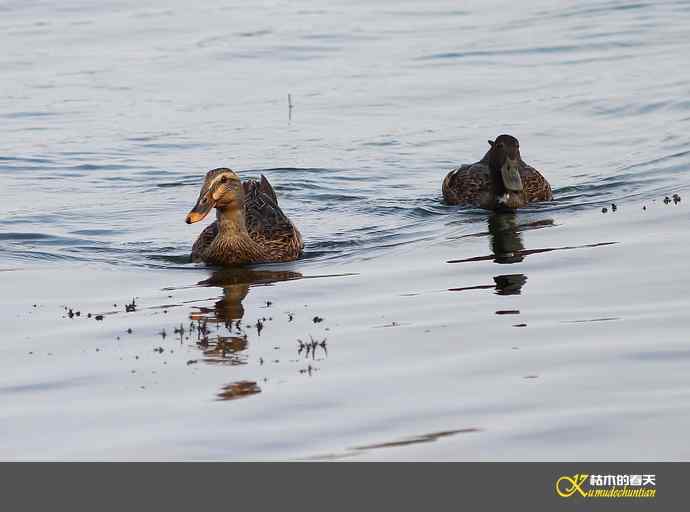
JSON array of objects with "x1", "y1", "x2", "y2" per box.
[
  {"x1": 197, "y1": 334, "x2": 249, "y2": 366},
  {"x1": 489, "y1": 213, "x2": 527, "y2": 264},
  {"x1": 493, "y1": 274, "x2": 527, "y2": 295},
  {"x1": 189, "y1": 268, "x2": 302, "y2": 397},
  {"x1": 448, "y1": 213, "x2": 555, "y2": 296},
  {"x1": 489, "y1": 214, "x2": 528, "y2": 294},
  {"x1": 216, "y1": 380, "x2": 261, "y2": 401},
  {"x1": 449, "y1": 273, "x2": 527, "y2": 296},
  {"x1": 193, "y1": 268, "x2": 302, "y2": 323},
  {"x1": 448, "y1": 213, "x2": 556, "y2": 266}
]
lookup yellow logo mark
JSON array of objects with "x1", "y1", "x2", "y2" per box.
[{"x1": 556, "y1": 474, "x2": 589, "y2": 498}]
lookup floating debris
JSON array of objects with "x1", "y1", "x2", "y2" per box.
[
  {"x1": 186, "y1": 359, "x2": 198, "y2": 366},
  {"x1": 125, "y1": 298, "x2": 137, "y2": 312},
  {"x1": 297, "y1": 336, "x2": 327, "y2": 358},
  {"x1": 95, "y1": 315, "x2": 104, "y2": 321},
  {"x1": 299, "y1": 365, "x2": 318, "y2": 376},
  {"x1": 312, "y1": 316, "x2": 324, "y2": 323}
]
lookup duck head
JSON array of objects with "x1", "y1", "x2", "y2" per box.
[
  {"x1": 487, "y1": 135, "x2": 524, "y2": 196},
  {"x1": 186, "y1": 168, "x2": 244, "y2": 224}
]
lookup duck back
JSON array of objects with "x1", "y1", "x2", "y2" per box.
[{"x1": 243, "y1": 176, "x2": 304, "y2": 259}]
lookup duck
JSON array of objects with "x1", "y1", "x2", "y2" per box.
[
  {"x1": 185, "y1": 168, "x2": 303, "y2": 266},
  {"x1": 442, "y1": 134, "x2": 552, "y2": 210}
]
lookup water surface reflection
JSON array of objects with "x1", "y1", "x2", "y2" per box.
[
  {"x1": 448, "y1": 214, "x2": 615, "y2": 265},
  {"x1": 194, "y1": 268, "x2": 302, "y2": 323},
  {"x1": 217, "y1": 381, "x2": 261, "y2": 401},
  {"x1": 449, "y1": 213, "x2": 537, "y2": 295},
  {"x1": 191, "y1": 269, "x2": 303, "y2": 399}
]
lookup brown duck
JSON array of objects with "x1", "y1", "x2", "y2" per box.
[
  {"x1": 186, "y1": 168, "x2": 303, "y2": 266},
  {"x1": 442, "y1": 135, "x2": 552, "y2": 210}
]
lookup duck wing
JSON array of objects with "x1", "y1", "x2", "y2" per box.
[
  {"x1": 443, "y1": 161, "x2": 552, "y2": 207},
  {"x1": 442, "y1": 162, "x2": 491, "y2": 206},
  {"x1": 191, "y1": 220, "x2": 218, "y2": 262},
  {"x1": 243, "y1": 175, "x2": 304, "y2": 257},
  {"x1": 519, "y1": 164, "x2": 553, "y2": 202}
]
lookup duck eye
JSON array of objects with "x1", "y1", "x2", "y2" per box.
[{"x1": 220, "y1": 176, "x2": 228, "y2": 183}]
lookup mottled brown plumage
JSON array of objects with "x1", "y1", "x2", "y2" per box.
[
  {"x1": 186, "y1": 168, "x2": 303, "y2": 266},
  {"x1": 442, "y1": 135, "x2": 552, "y2": 210}
]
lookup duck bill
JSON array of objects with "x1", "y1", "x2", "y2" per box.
[
  {"x1": 185, "y1": 191, "x2": 214, "y2": 224},
  {"x1": 500, "y1": 158, "x2": 524, "y2": 192}
]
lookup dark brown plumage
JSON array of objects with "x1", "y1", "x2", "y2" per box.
[
  {"x1": 442, "y1": 135, "x2": 552, "y2": 210},
  {"x1": 186, "y1": 169, "x2": 303, "y2": 266}
]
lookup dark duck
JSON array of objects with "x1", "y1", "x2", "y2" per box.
[{"x1": 442, "y1": 135, "x2": 552, "y2": 210}]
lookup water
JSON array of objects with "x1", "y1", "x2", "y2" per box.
[{"x1": 2, "y1": 0, "x2": 690, "y2": 460}]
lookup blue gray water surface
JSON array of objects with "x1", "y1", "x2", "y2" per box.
[{"x1": 2, "y1": 0, "x2": 690, "y2": 460}]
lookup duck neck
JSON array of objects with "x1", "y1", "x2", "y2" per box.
[
  {"x1": 216, "y1": 207, "x2": 250, "y2": 237},
  {"x1": 489, "y1": 160, "x2": 507, "y2": 197},
  {"x1": 207, "y1": 207, "x2": 264, "y2": 264}
]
